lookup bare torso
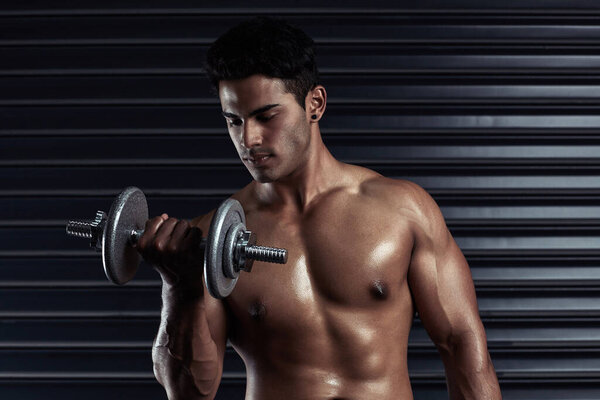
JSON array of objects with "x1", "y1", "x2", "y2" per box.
[{"x1": 219, "y1": 164, "x2": 419, "y2": 399}]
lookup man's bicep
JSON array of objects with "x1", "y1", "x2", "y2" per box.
[
  {"x1": 203, "y1": 294, "x2": 229, "y2": 366},
  {"x1": 192, "y1": 210, "x2": 229, "y2": 361},
  {"x1": 406, "y1": 187, "x2": 482, "y2": 347}
]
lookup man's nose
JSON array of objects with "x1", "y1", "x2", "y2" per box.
[{"x1": 242, "y1": 121, "x2": 263, "y2": 149}]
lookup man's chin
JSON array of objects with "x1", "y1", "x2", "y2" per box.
[{"x1": 250, "y1": 172, "x2": 277, "y2": 184}]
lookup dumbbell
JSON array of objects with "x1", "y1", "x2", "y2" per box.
[{"x1": 65, "y1": 187, "x2": 287, "y2": 299}]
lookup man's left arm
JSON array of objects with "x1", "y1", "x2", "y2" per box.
[{"x1": 405, "y1": 182, "x2": 502, "y2": 399}]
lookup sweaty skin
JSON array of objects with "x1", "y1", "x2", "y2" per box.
[{"x1": 154, "y1": 75, "x2": 502, "y2": 399}]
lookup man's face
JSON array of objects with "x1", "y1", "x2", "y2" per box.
[{"x1": 218, "y1": 75, "x2": 312, "y2": 183}]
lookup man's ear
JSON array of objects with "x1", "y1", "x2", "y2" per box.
[{"x1": 306, "y1": 85, "x2": 327, "y2": 122}]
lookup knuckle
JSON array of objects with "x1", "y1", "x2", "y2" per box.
[
  {"x1": 174, "y1": 220, "x2": 189, "y2": 233},
  {"x1": 137, "y1": 233, "x2": 153, "y2": 251},
  {"x1": 153, "y1": 239, "x2": 166, "y2": 253},
  {"x1": 166, "y1": 242, "x2": 178, "y2": 254},
  {"x1": 163, "y1": 218, "x2": 179, "y2": 233},
  {"x1": 145, "y1": 216, "x2": 161, "y2": 228}
]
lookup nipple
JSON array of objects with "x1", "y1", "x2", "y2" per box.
[
  {"x1": 370, "y1": 280, "x2": 389, "y2": 300},
  {"x1": 248, "y1": 301, "x2": 267, "y2": 321}
]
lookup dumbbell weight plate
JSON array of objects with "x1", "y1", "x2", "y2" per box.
[
  {"x1": 204, "y1": 199, "x2": 246, "y2": 299},
  {"x1": 103, "y1": 186, "x2": 149, "y2": 284}
]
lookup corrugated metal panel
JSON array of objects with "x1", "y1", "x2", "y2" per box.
[{"x1": 2, "y1": 1, "x2": 600, "y2": 398}]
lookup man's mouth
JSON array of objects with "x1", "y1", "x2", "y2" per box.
[{"x1": 246, "y1": 154, "x2": 272, "y2": 165}]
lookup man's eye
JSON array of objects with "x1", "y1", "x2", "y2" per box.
[
  {"x1": 228, "y1": 119, "x2": 242, "y2": 127},
  {"x1": 256, "y1": 115, "x2": 273, "y2": 123}
]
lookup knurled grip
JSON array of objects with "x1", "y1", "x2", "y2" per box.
[
  {"x1": 245, "y1": 245, "x2": 288, "y2": 264},
  {"x1": 129, "y1": 229, "x2": 287, "y2": 266}
]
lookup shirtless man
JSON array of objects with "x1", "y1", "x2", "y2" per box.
[{"x1": 138, "y1": 17, "x2": 502, "y2": 400}]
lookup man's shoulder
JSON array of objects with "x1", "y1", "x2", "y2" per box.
[
  {"x1": 190, "y1": 183, "x2": 254, "y2": 230},
  {"x1": 359, "y1": 174, "x2": 442, "y2": 229},
  {"x1": 360, "y1": 174, "x2": 431, "y2": 207},
  {"x1": 344, "y1": 164, "x2": 418, "y2": 198}
]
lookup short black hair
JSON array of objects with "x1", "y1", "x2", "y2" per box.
[{"x1": 204, "y1": 16, "x2": 320, "y2": 109}]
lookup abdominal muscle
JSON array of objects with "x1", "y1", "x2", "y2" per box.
[
  {"x1": 246, "y1": 368, "x2": 413, "y2": 400},
  {"x1": 240, "y1": 338, "x2": 414, "y2": 400},
  {"x1": 229, "y1": 288, "x2": 416, "y2": 400}
]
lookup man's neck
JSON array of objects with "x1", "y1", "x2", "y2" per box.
[{"x1": 253, "y1": 136, "x2": 346, "y2": 213}]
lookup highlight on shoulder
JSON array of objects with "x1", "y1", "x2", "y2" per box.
[
  {"x1": 360, "y1": 175, "x2": 427, "y2": 206},
  {"x1": 396, "y1": 179, "x2": 449, "y2": 240},
  {"x1": 359, "y1": 176, "x2": 446, "y2": 230}
]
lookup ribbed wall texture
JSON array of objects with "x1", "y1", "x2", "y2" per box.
[{"x1": 2, "y1": 1, "x2": 600, "y2": 399}]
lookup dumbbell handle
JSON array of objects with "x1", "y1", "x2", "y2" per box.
[
  {"x1": 129, "y1": 229, "x2": 287, "y2": 265},
  {"x1": 128, "y1": 228, "x2": 205, "y2": 247},
  {"x1": 67, "y1": 217, "x2": 287, "y2": 266},
  {"x1": 128, "y1": 229, "x2": 209, "y2": 255}
]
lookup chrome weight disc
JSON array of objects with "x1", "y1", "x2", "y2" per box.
[
  {"x1": 102, "y1": 187, "x2": 148, "y2": 285},
  {"x1": 204, "y1": 199, "x2": 246, "y2": 299}
]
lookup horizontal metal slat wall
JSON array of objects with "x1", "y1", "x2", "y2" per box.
[{"x1": 2, "y1": 1, "x2": 600, "y2": 398}]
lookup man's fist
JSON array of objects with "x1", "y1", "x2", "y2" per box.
[{"x1": 136, "y1": 214, "x2": 205, "y2": 290}]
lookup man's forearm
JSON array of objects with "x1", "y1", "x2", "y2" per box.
[
  {"x1": 438, "y1": 333, "x2": 502, "y2": 400},
  {"x1": 152, "y1": 284, "x2": 220, "y2": 400}
]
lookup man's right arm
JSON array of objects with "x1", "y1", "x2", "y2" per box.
[
  {"x1": 152, "y1": 282, "x2": 228, "y2": 400},
  {"x1": 138, "y1": 211, "x2": 229, "y2": 400}
]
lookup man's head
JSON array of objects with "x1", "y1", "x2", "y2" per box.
[
  {"x1": 205, "y1": 17, "x2": 326, "y2": 184},
  {"x1": 205, "y1": 16, "x2": 320, "y2": 109}
]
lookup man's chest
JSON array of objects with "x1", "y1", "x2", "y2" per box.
[{"x1": 226, "y1": 195, "x2": 415, "y2": 328}]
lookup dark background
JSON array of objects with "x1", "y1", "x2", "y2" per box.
[{"x1": 2, "y1": 1, "x2": 600, "y2": 398}]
